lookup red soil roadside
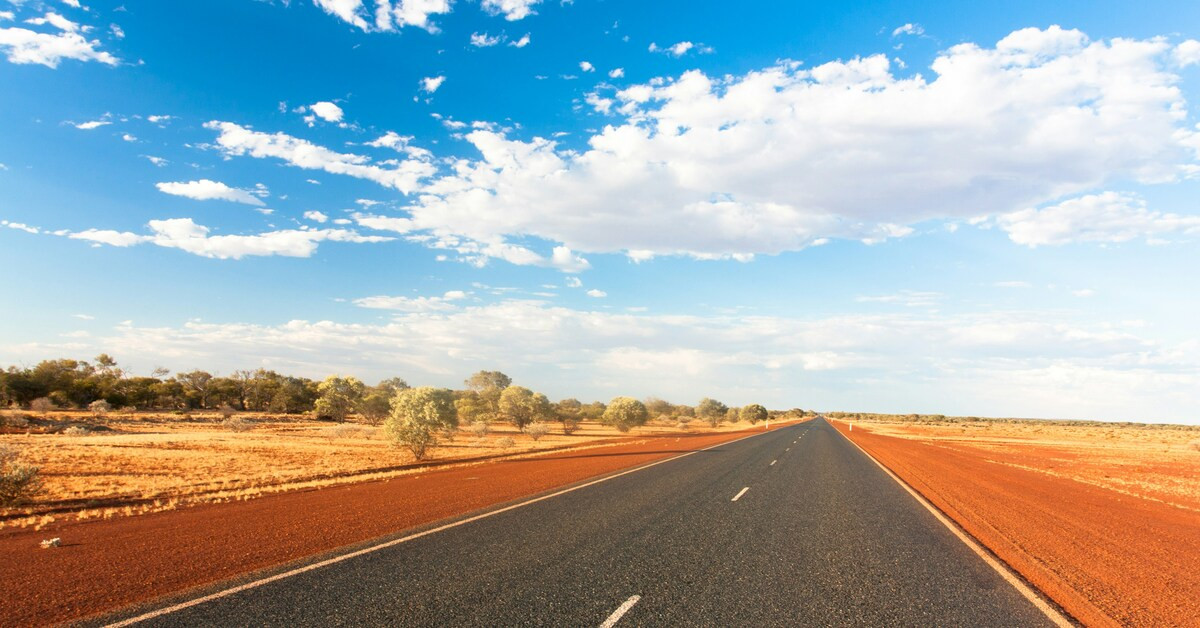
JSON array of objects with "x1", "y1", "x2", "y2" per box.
[
  {"x1": 834, "y1": 421, "x2": 1200, "y2": 627},
  {"x1": 0, "y1": 424, "x2": 789, "y2": 626}
]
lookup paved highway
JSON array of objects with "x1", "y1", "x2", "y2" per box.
[{"x1": 102, "y1": 419, "x2": 1055, "y2": 626}]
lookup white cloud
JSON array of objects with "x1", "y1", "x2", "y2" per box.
[
  {"x1": 649, "y1": 41, "x2": 710, "y2": 58},
  {"x1": 365, "y1": 131, "x2": 433, "y2": 159},
  {"x1": 74, "y1": 119, "x2": 110, "y2": 129},
  {"x1": 143, "y1": 155, "x2": 167, "y2": 167},
  {"x1": 308, "y1": 101, "x2": 344, "y2": 123},
  {"x1": 586, "y1": 289, "x2": 606, "y2": 298},
  {"x1": 0, "y1": 12, "x2": 118, "y2": 67},
  {"x1": 420, "y1": 75, "x2": 445, "y2": 93},
  {"x1": 2, "y1": 220, "x2": 40, "y2": 234},
  {"x1": 470, "y1": 31, "x2": 502, "y2": 47},
  {"x1": 30, "y1": 302, "x2": 1195, "y2": 422},
  {"x1": 353, "y1": 290, "x2": 468, "y2": 312},
  {"x1": 481, "y1": 0, "x2": 541, "y2": 21},
  {"x1": 0, "y1": 12, "x2": 13, "y2": 22},
  {"x1": 892, "y1": 23, "x2": 924, "y2": 37},
  {"x1": 1176, "y1": 40, "x2": 1200, "y2": 67},
  {"x1": 1072, "y1": 289, "x2": 1097, "y2": 298},
  {"x1": 109, "y1": 23, "x2": 123, "y2": 39},
  {"x1": 63, "y1": 0, "x2": 83, "y2": 8},
  {"x1": 564, "y1": 276, "x2": 582, "y2": 288},
  {"x1": 121, "y1": 133, "x2": 136, "y2": 142},
  {"x1": 156, "y1": 179, "x2": 267, "y2": 207},
  {"x1": 579, "y1": 60, "x2": 594, "y2": 72},
  {"x1": 999, "y1": 192, "x2": 1200, "y2": 246},
  {"x1": 67, "y1": 218, "x2": 392, "y2": 259},
  {"x1": 389, "y1": 28, "x2": 1200, "y2": 261},
  {"x1": 146, "y1": 114, "x2": 172, "y2": 124},
  {"x1": 509, "y1": 33, "x2": 530, "y2": 48},
  {"x1": 311, "y1": 0, "x2": 450, "y2": 33},
  {"x1": 303, "y1": 211, "x2": 329, "y2": 223},
  {"x1": 608, "y1": 67, "x2": 624, "y2": 78},
  {"x1": 205, "y1": 121, "x2": 435, "y2": 194},
  {"x1": 72, "y1": 313, "x2": 94, "y2": 320}
]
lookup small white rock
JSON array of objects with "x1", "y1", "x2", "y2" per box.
[{"x1": 40, "y1": 537, "x2": 61, "y2": 549}]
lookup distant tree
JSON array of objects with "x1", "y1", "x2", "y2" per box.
[
  {"x1": 29, "y1": 397, "x2": 55, "y2": 415},
  {"x1": 725, "y1": 407, "x2": 741, "y2": 423},
  {"x1": 525, "y1": 422, "x2": 551, "y2": 441},
  {"x1": 579, "y1": 401, "x2": 607, "y2": 421},
  {"x1": 697, "y1": 398, "x2": 729, "y2": 427},
  {"x1": 603, "y1": 397, "x2": 649, "y2": 433},
  {"x1": 741, "y1": 404, "x2": 769, "y2": 424},
  {"x1": 465, "y1": 370, "x2": 512, "y2": 392},
  {"x1": 313, "y1": 376, "x2": 365, "y2": 422},
  {"x1": 554, "y1": 398, "x2": 583, "y2": 434},
  {"x1": 454, "y1": 390, "x2": 492, "y2": 425},
  {"x1": 385, "y1": 387, "x2": 458, "y2": 460},
  {"x1": 377, "y1": 378, "x2": 411, "y2": 395},
  {"x1": 644, "y1": 397, "x2": 673, "y2": 419},
  {"x1": 358, "y1": 391, "x2": 392, "y2": 425},
  {"x1": 498, "y1": 386, "x2": 552, "y2": 429},
  {"x1": 175, "y1": 370, "x2": 214, "y2": 409}
]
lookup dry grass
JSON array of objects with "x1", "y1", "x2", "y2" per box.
[
  {"x1": 850, "y1": 417, "x2": 1200, "y2": 512},
  {"x1": 0, "y1": 410, "x2": 762, "y2": 529}
]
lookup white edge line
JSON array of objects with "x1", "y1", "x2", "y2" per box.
[
  {"x1": 731, "y1": 486, "x2": 750, "y2": 502},
  {"x1": 599, "y1": 595, "x2": 641, "y2": 628},
  {"x1": 830, "y1": 421, "x2": 1073, "y2": 628},
  {"x1": 107, "y1": 428, "x2": 782, "y2": 627},
  {"x1": 770, "y1": 460, "x2": 777, "y2": 466}
]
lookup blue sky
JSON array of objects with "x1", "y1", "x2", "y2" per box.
[{"x1": 2, "y1": 0, "x2": 1199, "y2": 422}]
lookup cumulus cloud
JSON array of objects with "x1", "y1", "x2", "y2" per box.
[
  {"x1": 312, "y1": 0, "x2": 450, "y2": 33},
  {"x1": 156, "y1": 179, "x2": 267, "y2": 207},
  {"x1": 609, "y1": 67, "x2": 624, "y2": 78},
  {"x1": 65, "y1": 218, "x2": 392, "y2": 259},
  {"x1": 303, "y1": 210, "x2": 329, "y2": 223},
  {"x1": 481, "y1": 0, "x2": 541, "y2": 21},
  {"x1": 509, "y1": 33, "x2": 530, "y2": 48},
  {"x1": 353, "y1": 290, "x2": 468, "y2": 312},
  {"x1": 25, "y1": 302, "x2": 1194, "y2": 421},
  {"x1": 1176, "y1": 40, "x2": 1200, "y2": 67},
  {"x1": 380, "y1": 27, "x2": 1199, "y2": 261},
  {"x1": 307, "y1": 101, "x2": 344, "y2": 123},
  {"x1": 579, "y1": 60, "x2": 594, "y2": 72},
  {"x1": 420, "y1": 75, "x2": 445, "y2": 93},
  {"x1": 0, "y1": 12, "x2": 118, "y2": 67},
  {"x1": 205, "y1": 121, "x2": 435, "y2": 194},
  {"x1": 649, "y1": 41, "x2": 711, "y2": 57},
  {"x1": 999, "y1": 192, "x2": 1200, "y2": 246},
  {"x1": 586, "y1": 289, "x2": 606, "y2": 298}
]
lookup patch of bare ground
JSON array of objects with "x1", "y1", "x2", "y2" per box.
[{"x1": 835, "y1": 418, "x2": 1200, "y2": 627}]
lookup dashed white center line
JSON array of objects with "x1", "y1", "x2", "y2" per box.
[
  {"x1": 732, "y1": 487, "x2": 750, "y2": 502},
  {"x1": 600, "y1": 595, "x2": 641, "y2": 628},
  {"x1": 770, "y1": 460, "x2": 777, "y2": 466}
]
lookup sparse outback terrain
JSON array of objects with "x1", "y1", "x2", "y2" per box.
[{"x1": 0, "y1": 409, "x2": 768, "y2": 530}]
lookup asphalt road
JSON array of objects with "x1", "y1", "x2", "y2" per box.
[{"x1": 104, "y1": 419, "x2": 1054, "y2": 626}]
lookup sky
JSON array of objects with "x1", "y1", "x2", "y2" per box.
[{"x1": 1, "y1": 0, "x2": 1198, "y2": 422}]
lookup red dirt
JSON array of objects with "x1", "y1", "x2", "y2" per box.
[
  {"x1": 834, "y1": 421, "x2": 1200, "y2": 627},
  {"x1": 0, "y1": 424, "x2": 789, "y2": 626}
]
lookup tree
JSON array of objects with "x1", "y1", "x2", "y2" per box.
[
  {"x1": 454, "y1": 390, "x2": 491, "y2": 425},
  {"x1": 313, "y1": 376, "x2": 365, "y2": 422},
  {"x1": 741, "y1": 404, "x2": 769, "y2": 425},
  {"x1": 385, "y1": 387, "x2": 458, "y2": 460},
  {"x1": 580, "y1": 401, "x2": 607, "y2": 421},
  {"x1": 377, "y1": 378, "x2": 411, "y2": 394},
  {"x1": 644, "y1": 397, "x2": 673, "y2": 419},
  {"x1": 554, "y1": 398, "x2": 583, "y2": 434},
  {"x1": 358, "y1": 391, "x2": 392, "y2": 425},
  {"x1": 697, "y1": 398, "x2": 729, "y2": 427},
  {"x1": 602, "y1": 397, "x2": 649, "y2": 432},
  {"x1": 465, "y1": 370, "x2": 510, "y2": 417},
  {"x1": 725, "y1": 407, "x2": 740, "y2": 423},
  {"x1": 497, "y1": 386, "x2": 552, "y2": 430},
  {"x1": 175, "y1": 370, "x2": 214, "y2": 409}
]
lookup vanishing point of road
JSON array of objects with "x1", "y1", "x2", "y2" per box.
[{"x1": 101, "y1": 419, "x2": 1057, "y2": 626}]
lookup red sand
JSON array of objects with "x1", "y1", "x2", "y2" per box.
[
  {"x1": 835, "y1": 421, "x2": 1200, "y2": 627},
  {"x1": 0, "y1": 424, "x2": 789, "y2": 626}
]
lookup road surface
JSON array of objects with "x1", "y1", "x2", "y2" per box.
[{"x1": 100, "y1": 419, "x2": 1055, "y2": 626}]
